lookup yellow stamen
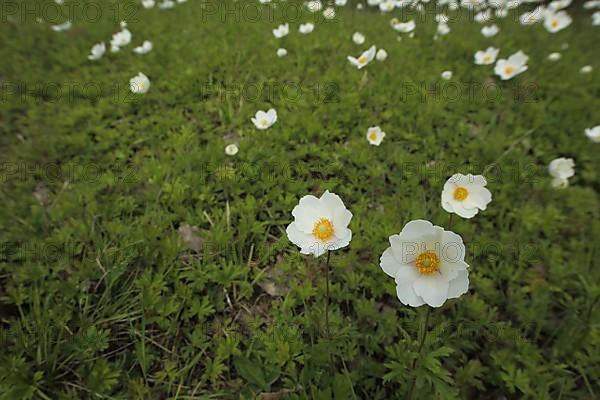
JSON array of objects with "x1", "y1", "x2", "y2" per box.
[
  {"x1": 415, "y1": 251, "x2": 440, "y2": 275},
  {"x1": 368, "y1": 131, "x2": 378, "y2": 141},
  {"x1": 453, "y1": 187, "x2": 469, "y2": 201},
  {"x1": 260, "y1": 119, "x2": 268, "y2": 127},
  {"x1": 358, "y1": 56, "x2": 367, "y2": 64},
  {"x1": 483, "y1": 54, "x2": 492, "y2": 62},
  {"x1": 504, "y1": 66, "x2": 514, "y2": 75},
  {"x1": 312, "y1": 218, "x2": 334, "y2": 241},
  {"x1": 550, "y1": 20, "x2": 558, "y2": 28}
]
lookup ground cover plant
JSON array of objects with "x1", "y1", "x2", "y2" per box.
[{"x1": 0, "y1": 0, "x2": 599, "y2": 398}]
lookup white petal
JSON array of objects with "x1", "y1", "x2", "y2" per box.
[
  {"x1": 413, "y1": 274, "x2": 450, "y2": 308},
  {"x1": 396, "y1": 283, "x2": 425, "y2": 307},
  {"x1": 446, "y1": 270, "x2": 469, "y2": 299}
]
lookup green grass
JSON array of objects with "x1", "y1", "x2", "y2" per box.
[{"x1": 1, "y1": 0, "x2": 599, "y2": 398}]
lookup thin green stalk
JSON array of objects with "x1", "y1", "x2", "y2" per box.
[{"x1": 407, "y1": 306, "x2": 432, "y2": 400}]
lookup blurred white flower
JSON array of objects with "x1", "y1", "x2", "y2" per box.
[
  {"x1": 111, "y1": 28, "x2": 132, "y2": 52},
  {"x1": 592, "y1": 11, "x2": 600, "y2": 25},
  {"x1": 133, "y1": 40, "x2": 153, "y2": 54},
  {"x1": 347, "y1": 45, "x2": 376, "y2": 69},
  {"x1": 225, "y1": 144, "x2": 239, "y2": 156},
  {"x1": 142, "y1": 0, "x2": 155, "y2": 8},
  {"x1": 273, "y1": 23, "x2": 289, "y2": 38},
  {"x1": 379, "y1": 1, "x2": 395, "y2": 12},
  {"x1": 307, "y1": 0, "x2": 322, "y2": 12},
  {"x1": 356, "y1": 3, "x2": 364, "y2": 9},
  {"x1": 51, "y1": 20, "x2": 71, "y2": 32},
  {"x1": 584, "y1": 125, "x2": 600, "y2": 142},
  {"x1": 286, "y1": 191, "x2": 352, "y2": 258},
  {"x1": 435, "y1": 14, "x2": 449, "y2": 24},
  {"x1": 366, "y1": 126, "x2": 385, "y2": 145},
  {"x1": 548, "y1": 0, "x2": 571, "y2": 11},
  {"x1": 551, "y1": 177, "x2": 569, "y2": 189},
  {"x1": 474, "y1": 47, "x2": 499, "y2": 65},
  {"x1": 276, "y1": 48, "x2": 288, "y2": 57},
  {"x1": 494, "y1": 50, "x2": 528, "y2": 80},
  {"x1": 584, "y1": 0, "x2": 600, "y2": 9},
  {"x1": 251, "y1": 109, "x2": 277, "y2": 129},
  {"x1": 544, "y1": 11, "x2": 572, "y2": 32},
  {"x1": 548, "y1": 52, "x2": 561, "y2": 61},
  {"x1": 335, "y1": 0, "x2": 348, "y2": 5},
  {"x1": 380, "y1": 220, "x2": 469, "y2": 307},
  {"x1": 441, "y1": 70, "x2": 453, "y2": 80},
  {"x1": 352, "y1": 32, "x2": 365, "y2": 44},
  {"x1": 495, "y1": 8, "x2": 508, "y2": 18},
  {"x1": 392, "y1": 20, "x2": 416, "y2": 33},
  {"x1": 88, "y1": 42, "x2": 106, "y2": 61},
  {"x1": 548, "y1": 157, "x2": 575, "y2": 180},
  {"x1": 158, "y1": 0, "x2": 175, "y2": 9},
  {"x1": 441, "y1": 173, "x2": 492, "y2": 219},
  {"x1": 520, "y1": 6, "x2": 545, "y2": 25},
  {"x1": 299, "y1": 23, "x2": 314, "y2": 34},
  {"x1": 323, "y1": 6, "x2": 336, "y2": 19},
  {"x1": 437, "y1": 23, "x2": 450, "y2": 35},
  {"x1": 376, "y1": 48, "x2": 388, "y2": 61},
  {"x1": 580, "y1": 65, "x2": 593, "y2": 73},
  {"x1": 481, "y1": 24, "x2": 499, "y2": 37},
  {"x1": 474, "y1": 9, "x2": 491, "y2": 23},
  {"x1": 130, "y1": 72, "x2": 150, "y2": 94}
]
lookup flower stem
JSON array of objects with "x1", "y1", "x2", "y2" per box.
[
  {"x1": 325, "y1": 250, "x2": 331, "y2": 341},
  {"x1": 407, "y1": 306, "x2": 432, "y2": 400}
]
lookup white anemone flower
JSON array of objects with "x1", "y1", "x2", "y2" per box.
[
  {"x1": 548, "y1": 52, "x2": 561, "y2": 61},
  {"x1": 276, "y1": 48, "x2": 288, "y2": 57},
  {"x1": 584, "y1": 126, "x2": 600, "y2": 142},
  {"x1": 441, "y1": 70, "x2": 453, "y2": 80},
  {"x1": 158, "y1": 0, "x2": 175, "y2": 9},
  {"x1": 494, "y1": 50, "x2": 528, "y2": 80},
  {"x1": 88, "y1": 42, "x2": 106, "y2": 61},
  {"x1": 273, "y1": 23, "x2": 289, "y2": 38},
  {"x1": 307, "y1": 0, "x2": 323, "y2": 12},
  {"x1": 347, "y1": 45, "x2": 376, "y2": 69},
  {"x1": 380, "y1": 220, "x2": 469, "y2": 308},
  {"x1": 225, "y1": 144, "x2": 239, "y2": 156},
  {"x1": 352, "y1": 32, "x2": 366, "y2": 44},
  {"x1": 548, "y1": 0, "x2": 571, "y2": 11},
  {"x1": 366, "y1": 126, "x2": 386, "y2": 145},
  {"x1": 286, "y1": 191, "x2": 352, "y2": 258},
  {"x1": 520, "y1": 6, "x2": 546, "y2": 25},
  {"x1": 111, "y1": 28, "x2": 132, "y2": 51},
  {"x1": 474, "y1": 47, "x2": 499, "y2": 65},
  {"x1": 437, "y1": 23, "x2": 450, "y2": 35},
  {"x1": 441, "y1": 173, "x2": 492, "y2": 219},
  {"x1": 474, "y1": 9, "x2": 491, "y2": 23},
  {"x1": 376, "y1": 48, "x2": 388, "y2": 61},
  {"x1": 335, "y1": 0, "x2": 348, "y2": 5},
  {"x1": 481, "y1": 24, "x2": 499, "y2": 37},
  {"x1": 251, "y1": 109, "x2": 277, "y2": 130},
  {"x1": 584, "y1": 0, "x2": 600, "y2": 9},
  {"x1": 133, "y1": 40, "x2": 153, "y2": 54},
  {"x1": 299, "y1": 23, "x2": 314, "y2": 34},
  {"x1": 51, "y1": 20, "x2": 72, "y2": 32},
  {"x1": 580, "y1": 65, "x2": 593, "y2": 74},
  {"x1": 544, "y1": 11, "x2": 572, "y2": 32},
  {"x1": 130, "y1": 72, "x2": 150, "y2": 94},
  {"x1": 142, "y1": 0, "x2": 155, "y2": 8},
  {"x1": 393, "y1": 20, "x2": 416, "y2": 33},
  {"x1": 593, "y1": 11, "x2": 600, "y2": 26},
  {"x1": 548, "y1": 157, "x2": 575, "y2": 180},
  {"x1": 379, "y1": 1, "x2": 395, "y2": 12},
  {"x1": 323, "y1": 7, "x2": 336, "y2": 19}
]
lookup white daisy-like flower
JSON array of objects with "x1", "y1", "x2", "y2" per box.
[
  {"x1": 474, "y1": 47, "x2": 499, "y2": 65},
  {"x1": 495, "y1": 8, "x2": 508, "y2": 18},
  {"x1": 88, "y1": 42, "x2": 106, "y2": 61},
  {"x1": 435, "y1": 14, "x2": 449, "y2": 24},
  {"x1": 520, "y1": 6, "x2": 546, "y2": 25},
  {"x1": 307, "y1": 0, "x2": 322, "y2": 12},
  {"x1": 347, "y1": 45, "x2": 376, "y2": 69},
  {"x1": 335, "y1": 0, "x2": 348, "y2": 5},
  {"x1": 548, "y1": 157, "x2": 575, "y2": 180},
  {"x1": 544, "y1": 11, "x2": 572, "y2": 32},
  {"x1": 548, "y1": 52, "x2": 561, "y2": 61},
  {"x1": 441, "y1": 173, "x2": 492, "y2": 219},
  {"x1": 356, "y1": 3, "x2": 364, "y2": 10},
  {"x1": 585, "y1": 125, "x2": 600, "y2": 142},
  {"x1": 376, "y1": 48, "x2": 388, "y2": 61},
  {"x1": 286, "y1": 191, "x2": 352, "y2": 258},
  {"x1": 474, "y1": 9, "x2": 491, "y2": 23},
  {"x1": 276, "y1": 48, "x2": 288, "y2": 57},
  {"x1": 379, "y1": 0, "x2": 395, "y2": 12},
  {"x1": 273, "y1": 23, "x2": 289, "y2": 38},
  {"x1": 251, "y1": 109, "x2": 277, "y2": 130},
  {"x1": 133, "y1": 40, "x2": 153, "y2": 54},
  {"x1": 366, "y1": 126, "x2": 385, "y2": 145},
  {"x1": 481, "y1": 24, "x2": 499, "y2": 37},
  {"x1": 392, "y1": 20, "x2": 416, "y2": 33},
  {"x1": 323, "y1": 6, "x2": 335, "y2": 19},
  {"x1": 111, "y1": 28, "x2": 132, "y2": 51},
  {"x1": 130, "y1": 72, "x2": 150, "y2": 94},
  {"x1": 441, "y1": 70, "x2": 453, "y2": 80},
  {"x1": 352, "y1": 32, "x2": 365, "y2": 44},
  {"x1": 580, "y1": 65, "x2": 593, "y2": 74},
  {"x1": 299, "y1": 23, "x2": 314, "y2": 34},
  {"x1": 494, "y1": 50, "x2": 528, "y2": 80},
  {"x1": 142, "y1": 0, "x2": 155, "y2": 8},
  {"x1": 158, "y1": 0, "x2": 175, "y2": 9},
  {"x1": 51, "y1": 20, "x2": 72, "y2": 32},
  {"x1": 380, "y1": 220, "x2": 469, "y2": 308},
  {"x1": 437, "y1": 23, "x2": 450, "y2": 35},
  {"x1": 225, "y1": 144, "x2": 239, "y2": 156}
]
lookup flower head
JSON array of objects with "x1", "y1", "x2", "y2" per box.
[
  {"x1": 585, "y1": 125, "x2": 600, "y2": 143},
  {"x1": 494, "y1": 50, "x2": 528, "y2": 80},
  {"x1": 51, "y1": 20, "x2": 72, "y2": 32},
  {"x1": 352, "y1": 32, "x2": 365, "y2": 45},
  {"x1": 286, "y1": 191, "x2": 352, "y2": 257},
  {"x1": 474, "y1": 47, "x2": 499, "y2": 65},
  {"x1": 323, "y1": 7, "x2": 335, "y2": 19},
  {"x1": 376, "y1": 48, "x2": 388, "y2": 61},
  {"x1": 544, "y1": 11, "x2": 572, "y2": 33},
  {"x1": 441, "y1": 70, "x2": 453, "y2": 80},
  {"x1": 130, "y1": 72, "x2": 150, "y2": 94},
  {"x1": 299, "y1": 23, "x2": 314, "y2": 34},
  {"x1": 88, "y1": 42, "x2": 106, "y2": 61},
  {"x1": 225, "y1": 144, "x2": 239, "y2": 156},
  {"x1": 273, "y1": 23, "x2": 289, "y2": 38},
  {"x1": 133, "y1": 40, "x2": 153, "y2": 54},
  {"x1": 347, "y1": 45, "x2": 376, "y2": 69},
  {"x1": 366, "y1": 126, "x2": 385, "y2": 145},
  {"x1": 380, "y1": 220, "x2": 469, "y2": 307},
  {"x1": 481, "y1": 24, "x2": 499, "y2": 37},
  {"x1": 548, "y1": 157, "x2": 575, "y2": 180},
  {"x1": 392, "y1": 20, "x2": 415, "y2": 33},
  {"x1": 276, "y1": 48, "x2": 287, "y2": 57},
  {"x1": 142, "y1": 0, "x2": 155, "y2": 8},
  {"x1": 548, "y1": 52, "x2": 561, "y2": 61},
  {"x1": 307, "y1": 0, "x2": 322, "y2": 12},
  {"x1": 251, "y1": 109, "x2": 277, "y2": 130},
  {"x1": 441, "y1": 173, "x2": 492, "y2": 219}
]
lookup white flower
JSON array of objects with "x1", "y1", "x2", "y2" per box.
[
  {"x1": 142, "y1": 0, "x2": 155, "y2": 8},
  {"x1": 393, "y1": 20, "x2": 415, "y2": 33},
  {"x1": 273, "y1": 23, "x2": 289, "y2": 38},
  {"x1": 551, "y1": 177, "x2": 569, "y2": 189},
  {"x1": 299, "y1": 22, "x2": 314, "y2": 34},
  {"x1": 584, "y1": 126, "x2": 600, "y2": 142},
  {"x1": 286, "y1": 191, "x2": 352, "y2": 258},
  {"x1": 544, "y1": 11, "x2": 572, "y2": 32},
  {"x1": 133, "y1": 40, "x2": 153, "y2": 54},
  {"x1": 437, "y1": 23, "x2": 450, "y2": 35},
  {"x1": 494, "y1": 50, "x2": 528, "y2": 80},
  {"x1": 474, "y1": 9, "x2": 491, "y2": 23},
  {"x1": 251, "y1": 109, "x2": 277, "y2": 130},
  {"x1": 495, "y1": 8, "x2": 508, "y2": 18},
  {"x1": 88, "y1": 42, "x2": 106, "y2": 61},
  {"x1": 548, "y1": 157, "x2": 575, "y2": 180},
  {"x1": 367, "y1": 0, "x2": 381, "y2": 6},
  {"x1": 584, "y1": 0, "x2": 600, "y2": 9},
  {"x1": 111, "y1": 28, "x2": 132, "y2": 50},
  {"x1": 356, "y1": 3, "x2": 364, "y2": 10},
  {"x1": 352, "y1": 32, "x2": 365, "y2": 44},
  {"x1": 379, "y1": 1, "x2": 395, "y2": 12},
  {"x1": 51, "y1": 20, "x2": 71, "y2": 32},
  {"x1": 474, "y1": 47, "x2": 499, "y2": 65},
  {"x1": 548, "y1": 0, "x2": 571, "y2": 11},
  {"x1": 592, "y1": 11, "x2": 600, "y2": 25},
  {"x1": 580, "y1": 65, "x2": 593, "y2": 74},
  {"x1": 376, "y1": 48, "x2": 388, "y2": 61},
  {"x1": 276, "y1": 48, "x2": 288, "y2": 57},
  {"x1": 441, "y1": 173, "x2": 492, "y2": 219},
  {"x1": 323, "y1": 7, "x2": 336, "y2": 19},
  {"x1": 307, "y1": 0, "x2": 322, "y2": 12},
  {"x1": 520, "y1": 6, "x2": 546, "y2": 25},
  {"x1": 435, "y1": 14, "x2": 449, "y2": 24},
  {"x1": 548, "y1": 52, "x2": 561, "y2": 61},
  {"x1": 380, "y1": 220, "x2": 469, "y2": 308},
  {"x1": 441, "y1": 70, "x2": 453, "y2": 80},
  {"x1": 158, "y1": 0, "x2": 175, "y2": 9},
  {"x1": 347, "y1": 45, "x2": 376, "y2": 69},
  {"x1": 366, "y1": 126, "x2": 386, "y2": 145},
  {"x1": 335, "y1": 0, "x2": 348, "y2": 5},
  {"x1": 130, "y1": 72, "x2": 150, "y2": 94},
  {"x1": 481, "y1": 24, "x2": 499, "y2": 37},
  {"x1": 225, "y1": 144, "x2": 239, "y2": 156}
]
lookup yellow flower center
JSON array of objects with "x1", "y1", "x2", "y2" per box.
[
  {"x1": 260, "y1": 119, "x2": 268, "y2": 127},
  {"x1": 368, "y1": 131, "x2": 378, "y2": 141},
  {"x1": 483, "y1": 54, "x2": 492, "y2": 62},
  {"x1": 551, "y1": 20, "x2": 558, "y2": 28},
  {"x1": 453, "y1": 187, "x2": 469, "y2": 201},
  {"x1": 358, "y1": 56, "x2": 368, "y2": 64},
  {"x1": 415, "y1": 251, "x2": 440, "y2": 275},
  {"x1": 312, "y1": 218, "x2": 334, "y2": 241},
  {"x1": 504, "y1": 66, "x2": 514, "y2": 75}
]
